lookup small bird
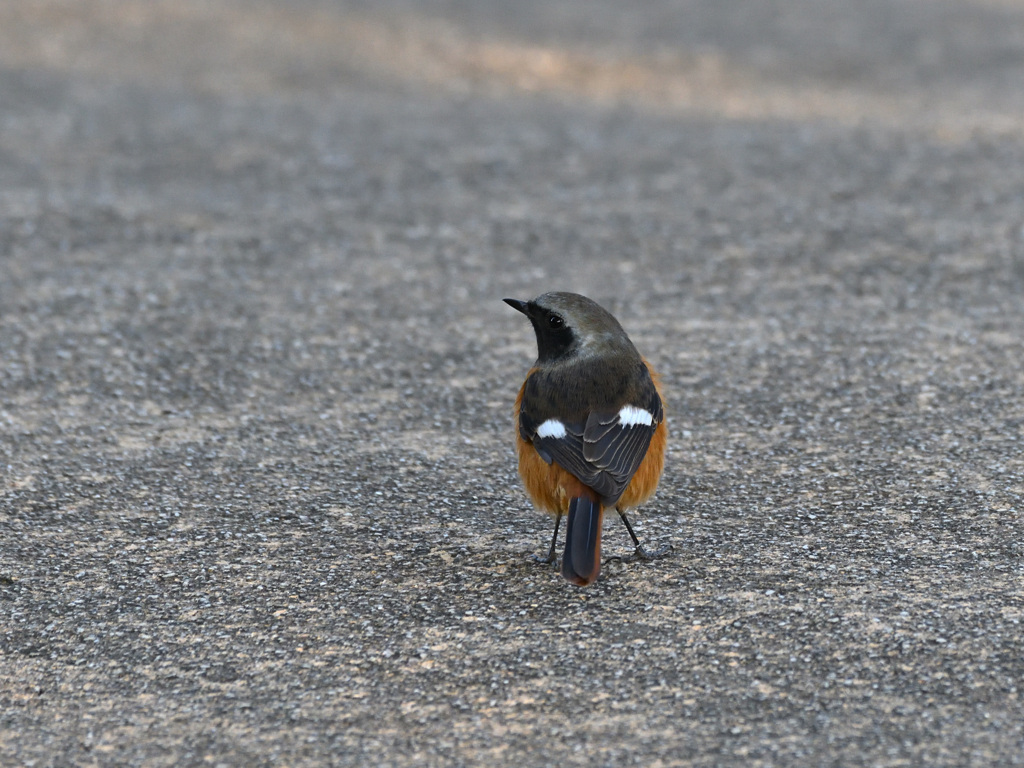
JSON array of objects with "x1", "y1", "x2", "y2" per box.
[{"x1": 505, "y1": 291, "x2": 670, "y2": 586}]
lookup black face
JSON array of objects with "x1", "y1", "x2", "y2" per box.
[
  {"x1": 527, "y1": 303, "x2": 576, "y2": 362},
  {"x1": 504, "y1": 297, "x2": 577, "y2": 362}
]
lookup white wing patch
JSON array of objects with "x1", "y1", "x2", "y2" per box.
[
  {"x1": 618, "y1": 405, "x2": 654, "y2": 427},
  {"x1": 536, "y1": 418, "x2": 568, "y2": 438}
]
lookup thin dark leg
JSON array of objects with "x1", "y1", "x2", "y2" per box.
[
  {"x1": 531, "y1": 513, "x2": 561, "y2": 566},
  {"x1": 606, "y1": 508, "x2": 672, "y2": 563}
]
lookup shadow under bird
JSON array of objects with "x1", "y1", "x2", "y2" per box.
[{"x1": 505, "y1": 291, "x2": 671, "y2": 585}]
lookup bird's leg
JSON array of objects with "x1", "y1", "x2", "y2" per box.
[
  {"x1": 531, "y1": 513, "x2": 561, "y2": 566},
  {"x1": 605, "y1": 507, "x2": 673, "y2": 563}
]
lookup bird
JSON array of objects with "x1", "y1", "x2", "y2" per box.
[{"x1": 504, "y1": 291, "x2": 670, "y2": 586}]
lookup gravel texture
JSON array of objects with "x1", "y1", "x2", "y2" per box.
[{"x1": 2, "y1": 1, "x2": 1024, "y2": 766}]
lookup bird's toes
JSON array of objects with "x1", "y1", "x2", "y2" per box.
[{"x1": 605, "y1": 543, "x2": 674, "y2": 564}]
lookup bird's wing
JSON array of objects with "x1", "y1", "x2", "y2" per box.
[{"x1": 521, "y1": 374, "x2": 662, "y2": 505}]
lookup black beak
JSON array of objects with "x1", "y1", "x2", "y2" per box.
[{"x1": 503, "y1": 298, "x2": 529, "y2": 315}]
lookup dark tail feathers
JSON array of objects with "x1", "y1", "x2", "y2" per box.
[{"x1": 562, "y1": 496, "x2": 603, "y2": 586}]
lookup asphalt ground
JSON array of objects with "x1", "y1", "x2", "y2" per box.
[{"x1": 2, "y1": 1, "x2": 1024, "y2": 766}]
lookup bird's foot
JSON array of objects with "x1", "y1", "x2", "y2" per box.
[
  {"x1": 530, "y1": 552, "x2": 558, "y2": 568},
  {"x1": 605, "y1": 542, "x2": 674, "y2": 564}
]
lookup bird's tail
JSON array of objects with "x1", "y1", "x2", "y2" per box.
[{"x1": 562, "y1": 493, "x2": 603, "y2": 586}]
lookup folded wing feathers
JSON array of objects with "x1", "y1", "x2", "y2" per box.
[{"x1": 522, "y1": 377, "x2": 661, "y2": 505}]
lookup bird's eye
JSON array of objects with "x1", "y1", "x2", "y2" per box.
[{"x1": 548, "y1": 314, "x2": 565, "y2": 329}]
